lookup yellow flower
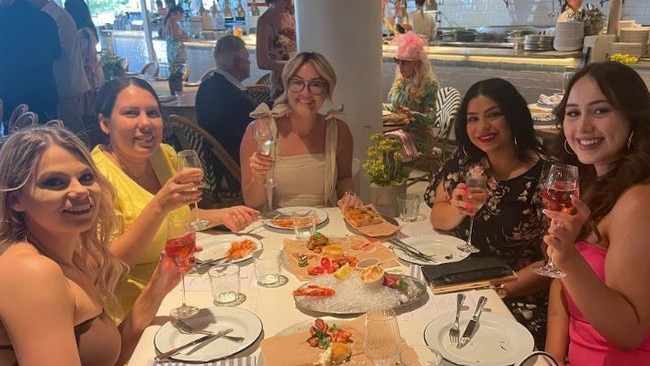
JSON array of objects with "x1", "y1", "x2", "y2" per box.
[
  {"x1": 610, "y1": 53, "x2": 639, "y2": 65},
  {"x1": 363, "y1": 133, "x2": 410, "y2": 187}
]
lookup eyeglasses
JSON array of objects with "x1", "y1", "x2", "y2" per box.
[
  {"x1": 287, "y1": 78, "x2": 327, "y2": 95},
  {"x1": 393, "y1": 57, "x2": 417, "y2": 65}
]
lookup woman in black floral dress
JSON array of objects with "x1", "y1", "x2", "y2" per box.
[{"x1": 425, "y1": 78, "x2": 551, "y2": 349}]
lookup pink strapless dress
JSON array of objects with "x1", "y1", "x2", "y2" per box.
[{"x1": 566, "y1": 241, "x2": 650, "y2": 366}]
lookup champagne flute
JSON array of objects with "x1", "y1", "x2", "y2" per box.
[
  {"x1": 363, "y1": 308, "x2": 403, "y2": 366},
  {"x1": 165, "y1": 220, "x2": 199, "y2": 319},
  {"x1": 533, "y1": 163, "x2": 579, "y2": 278},
  {"x1": 177, "y1": 150, "x2": 210, "y2": 231},
  {"x1": 457, "y1": 170, "x2": 488, "y2": 254},
  {"x1": 251, "y1": 118, "x2": 276, "y2": 211}
]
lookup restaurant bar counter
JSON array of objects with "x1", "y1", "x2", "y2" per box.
[{"x1": 127, "y1": 206, "x2": 549, "y2": 365}]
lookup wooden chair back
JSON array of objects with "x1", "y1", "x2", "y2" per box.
[{"x1": 166, "y1": 114, "x2": 242, "y2": 208}]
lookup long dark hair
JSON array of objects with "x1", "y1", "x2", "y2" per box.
[
  {"x1": 164, "y1": 4, "x2": 184, "y2": 27},
  {"x1": 64, "y1": 0, "x2": 98, "y2": 40},
  {"x1": 96, "y1": 76, "x2": 160, "y2": 118},
  {"x1": 551, "y1": 61, "x2": 650, "y2": 241},
  {"x1": 454, "y1": 78, "x2": 543, "y2": 165}
]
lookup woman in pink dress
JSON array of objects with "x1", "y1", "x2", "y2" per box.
[{"x1": 544, "y1": 61, "x2": 650, "y2": 365}]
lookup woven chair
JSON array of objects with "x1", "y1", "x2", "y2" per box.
[
  {"x1": 9, "y1": 111, "x2": 38, "y2": 134},
  {"x1": 406, "y1": 86, "x2": 461, "y2": 186},
  {"x1": 432, "y1": 86, "x2": 461, "y2": 164},
  {"x1": 44, "y1": 119, "x2": 65, "y2": 128},
  {"x1": 254, "y1": 72, "x2": 271, "y2": 87},
  {"x1": 165, "y1": 114, "x2": 242, "y2": 208},
  {"x1": 181, "y1": 64, "x2": 191, "y2": 82},
  {"x1": 8, "y1": 103, "x2": 29, "y2": 127},
  {"x1": 199, "y1": 67, "x2": 217, "y2": 82},
  {"x1": 246, "y1": 84, "x2": 272, "y2": 105},
  {"x1": 140, "y1": 61, "x2": 159, "y2": 77}
]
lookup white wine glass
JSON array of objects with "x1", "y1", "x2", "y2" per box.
[
  {"x1": 363, "y1": 308, "x2": 403, "y2": 366},
  {"x1": 165, "y1": 220, "x2": 199, "y2": 319},
  {"x1": 177, "y1": 150, "x2": 210, "y2": 231},
  {"x1": 533, "y1": 163, "x2": 579, "y2": 278},
  {"x1": 457, "y1": 170, "x2": 488, "y2": 254},
  {"x1": 251, "y1": 118, "x2": 276, "y2": 211}
]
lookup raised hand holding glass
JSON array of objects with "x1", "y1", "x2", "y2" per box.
[
  {"x1": 533, "y1": 163, "x2": 579, "y2": 278},
  {"x1": 251, "y1": 118, "x2": 276, "y2": 211},
  {"x1": 177, "y1": 150, "x2": 209, "y2": 231},
  {"x1": 457, "y1": 169, "x2": 488, "y2": 254}
]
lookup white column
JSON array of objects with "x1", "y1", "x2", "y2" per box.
[{"x1": 294, "y1": 0, "x2": 383, "y2": 201}]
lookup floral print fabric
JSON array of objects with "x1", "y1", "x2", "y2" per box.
[{"x1": 424, "y1": 149, "x2": 550, "y2": 348}]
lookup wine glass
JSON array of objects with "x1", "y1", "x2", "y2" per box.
[
  {"x1": 363, "y1": 308, "x2": 403, "y2": 366},
  {"x1": 251, "y1": 118, "x2": 276, "y2": 211},
  {"x1": 177, "y1": 150, "x2": 210, "y2": 231},
  {"x1": 533, "y1": 163, "x2": 579, "y2": 278},
  {"x1": 165, "y1": 220, "x2": 199, "y2": 319},
  {"x1": 457, "y1": 170, "x2": 488, "y2": 254}
]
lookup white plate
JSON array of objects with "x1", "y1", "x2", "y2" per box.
[
  {"x1": 158, "y1": 95, "x2": 174, "y2": 103},
  {"x1": 263, "y1": 206, "x2": 329, "y2": 231},
  {"x1": 394, "y1": 234, "x2": 466, "y2": 265},
  {"x1": 424, "y1": 311, "x2": 534, "y2": 366},
  {"x1": 154, "y1": 307, "x2": 263, "y2": 362},
  {"x1": 194, "y1": 234, "x2": 263, "y2": 264}
]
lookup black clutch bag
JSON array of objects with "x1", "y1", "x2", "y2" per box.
[{"x1": 421, "y1": 257, "x2": 515, "y2": 288}]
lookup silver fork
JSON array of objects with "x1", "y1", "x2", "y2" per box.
[
  {"x1": 174, "y1": 319, "x2": 245, "y2": 343},
  {"x1": 448, "y1": 293, "x2": 465, "y2": 345}
]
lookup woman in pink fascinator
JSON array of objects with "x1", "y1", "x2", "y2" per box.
[{"x1": 384, "y1": 31, "x2": 439, "y2": 160}]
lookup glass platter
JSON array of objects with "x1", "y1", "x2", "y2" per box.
[{"x1": 293, "y1": 273, "x2": 428, "y2": 316}]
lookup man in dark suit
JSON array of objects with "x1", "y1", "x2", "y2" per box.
[
  {"x1": 196, "y1": 35, "x2": 255, "y2": 166},
  {"x1": 196, "y1": 35, "x2": 256, "y2": 202}
]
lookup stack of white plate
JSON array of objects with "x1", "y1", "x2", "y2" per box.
[
  {"x1": 618, "y1": 27, "x2": 649, "y2": 56},
  {"x1": 610, "y1": 42, "x2": 644, "y2": 58},
  {"x1": 553, "y1": 21, "x2": 584, "y2": 52}
]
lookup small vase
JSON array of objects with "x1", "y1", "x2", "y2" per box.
[
  {"x1": 168, "y1": 72, "x2": 183, "y2": 95},
  {"x1": 370, "y1": 182, "x2": 407, "y2": 218}
]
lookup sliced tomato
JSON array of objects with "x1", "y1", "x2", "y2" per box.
[{"x1": 315, "y1": 318, "x2": 328, "y2": 332}]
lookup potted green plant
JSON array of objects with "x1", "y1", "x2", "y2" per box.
[
  {"x1": 100, "y1": 53, "x2": 125, "y2": 81},
  {"x1": 362, "y1": 133, "x2": 411, "y2": 218}
]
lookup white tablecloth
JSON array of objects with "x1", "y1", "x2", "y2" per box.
[{"x1": 128, "y1": 207, "x2": 532, "y2": 366}]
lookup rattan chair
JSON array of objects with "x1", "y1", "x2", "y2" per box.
[
  {"x1": 246, "y1": 84, "x2": 272, "y2": 105},
  {"x1": 165, "y1": 114, "x2": 242, "y2": 208},
  {"x1": 406, "y1": 86, "x2": 461, "y2": 186},
  {"x1": 140, "y1": 61, "x2": 159, "y2": 77},
  {"x1": 8, "y1": 103, "x2": 29, "y2": 127},
  {"x1": 181, "y1": 64, "x2": 191, "y2": 82},
  {"x1": 199, "y1": 67, "x2": 217, "y2": 82},
  {"x1": 9, "y1": 111, "x2": 38, "y2": 134},
  {"x1": 254, "y1": 73, "x2": 271, "y2": 87}
]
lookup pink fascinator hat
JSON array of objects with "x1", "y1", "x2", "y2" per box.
[{"x1": 393, "y1": 32, "x2": 427, "y2": 61}]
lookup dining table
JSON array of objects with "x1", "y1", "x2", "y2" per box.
[{"x1": 128, "y1": 205, "x2": 545, "y2": 366}]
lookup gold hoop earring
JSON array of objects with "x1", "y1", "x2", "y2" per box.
[{"x1": 564, "y1": 140, "x2": 575, "y2": 155}]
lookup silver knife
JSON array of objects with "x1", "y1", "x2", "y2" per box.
[
  {"x1": 457, "y1": 296, "x2": 488, "y2": 348},
  {"x1": 155, "y1": 328, "x2": 233, "y2": 360}
]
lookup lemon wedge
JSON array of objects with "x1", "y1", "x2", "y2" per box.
[{"x1": 333, "y1": 263, "x2": 351, "y2": 280}]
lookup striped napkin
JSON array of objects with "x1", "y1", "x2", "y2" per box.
[
  {"x1": 409, "y1": 263, "x2": 426, "y2": 282},
  {"x1": 152, "y1": 356, "x2": 257, "y2": 366}
]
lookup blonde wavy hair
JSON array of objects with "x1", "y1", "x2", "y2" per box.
[
  {"x1": 275, "y1": 51, "x2": 337, "y2": 106},
  {"x1": 0, "y1": 126, "x2": 128, "y2": 315},
  {"x1": 389, "y1": 55, "x2": 437, "y2": 111}
]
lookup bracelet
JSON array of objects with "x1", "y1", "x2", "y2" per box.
[{"x1": 344, "y1": 191, "x2": 356, "y2": 196}]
